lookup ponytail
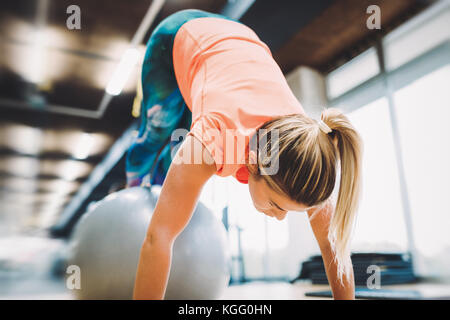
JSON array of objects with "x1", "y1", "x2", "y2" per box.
[{"x1": 321, "y1": 108, "x2": 363, "y2": 282}]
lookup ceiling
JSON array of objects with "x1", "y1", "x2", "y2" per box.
[{"x1": 0, "y1": 0, "x2": 431, "y2": 237}]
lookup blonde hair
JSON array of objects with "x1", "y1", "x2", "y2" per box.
[{"x1": 250, "y1": 108, "x2": 363, "y2": 281}]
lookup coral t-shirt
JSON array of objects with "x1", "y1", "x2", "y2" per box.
[{"x1": 173, "y1": 17, "x2": 304, "y2": 184}]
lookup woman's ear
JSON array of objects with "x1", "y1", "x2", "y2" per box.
[{"x1": 246, "y1": 150, "x2": 259, "y2": 175}]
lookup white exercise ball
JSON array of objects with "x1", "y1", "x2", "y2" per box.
[{"x1": 69, "y1": 187, "x2": 230, "y2": 299}]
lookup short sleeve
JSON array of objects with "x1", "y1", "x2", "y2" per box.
[
  {"x1": 187, "y1": 114, "x2": 248, "y2": 178},
  {"x1": 187, "y1": 114, "x2": 226, "y2": 174}
]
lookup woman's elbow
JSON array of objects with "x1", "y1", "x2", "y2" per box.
[{"x1": 143, "y1": 227, "x2": 174, "y2": 250}]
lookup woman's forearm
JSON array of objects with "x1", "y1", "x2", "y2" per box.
[
  {"x1": 328, "y1": 264, "x2": 355, "y2": 300},
  {"x1": 132, "y1": 137, "x2": 216, "y2": 300},
  {"x1": 308, "y1": 200, "x2": 355, "y2": 299},
  {"x1": 321, "y1": 244, "x2": 355, "y2": 300},
  {"x1": 133, "y1": 237, "x2": 172, "y2": 300}
]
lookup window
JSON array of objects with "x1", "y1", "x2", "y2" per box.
[
  {"x1": 326, "y1": 48, "x2": 380, "y2": 100},
  {"x1": 383, "y1": 2, "x2": 450, "y2": 71},
  {"x1": 346, "y1": 98, "x2": 408, "y2": 252},
  {"x1": 394, "y1": 65, "x2": 450, "y2": 277},
  {"x1": 226, "y1": 178, "x2": 291, "y2": 280}
]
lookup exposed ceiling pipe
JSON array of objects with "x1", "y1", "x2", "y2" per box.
[
  {"x1": 0, "y1": 97, "x2": 101, "y2": 119},
  {"x1": 27, "y1": 0, "x2": 49, "y2": 84},
  {"x1": 131, "y1": 0, "x2": 166, "y2": 46},
  {"x1": 100, "y1": 0, "x2": 166, "y2": 114},
  {"x1": 221, "y1": 0, "x2": 256, "y2": 20}
]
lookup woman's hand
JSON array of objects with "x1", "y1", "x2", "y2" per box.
[
  {"x1": 307, "y1": 199, "x2": 355, "y2": 300},
  {"x1": 133, "y1": 135, "x2": 216, "y2": 300}
]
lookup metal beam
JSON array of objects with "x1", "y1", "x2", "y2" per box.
[
  {"x1": 375, "y1": 39, "x2": 418, "y2": 273},
  {"x1": 221, "y1": 0, "x2": 256, "y2": 20}
]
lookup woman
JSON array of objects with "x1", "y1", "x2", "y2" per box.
[{"x1": 128, "y1": 9, "x2": 363, "y2": 300}]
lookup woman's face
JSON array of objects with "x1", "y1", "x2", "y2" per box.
[{"x1": 247, "y1": 173, "x2": 310, "y2": 220}]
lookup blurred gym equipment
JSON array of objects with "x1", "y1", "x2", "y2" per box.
[
  {"x1": 294, "y1": 253, "x2": 417, "y2": 286},
  {"x1": 69, "y1": 187, "x2": 230, "y2": 299}
]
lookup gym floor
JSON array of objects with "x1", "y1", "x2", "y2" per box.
[
  {"x1": 2, "y1": 279, "x2": 331, "y2": 300},
  {"x1": 2, "y1": 276, "x2": 450, "y2": 300}
]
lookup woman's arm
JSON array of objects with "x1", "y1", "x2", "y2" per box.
[
  {"x1": 133, "y1": 135, "x2": 217, "y2": 300},
  {"x1": 307, "y1": 199, "x2": 355, "y2": 300}
]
